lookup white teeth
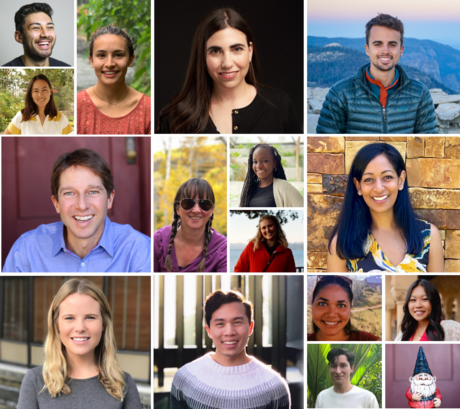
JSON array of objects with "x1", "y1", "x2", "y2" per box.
[
  {"x1": 190, "y1": 217, "x2": 201, "y2": 219},
  {"x1": 72, "y1": 338, "x2": 89, "y2": 341},
  {"x1": 74, "y1": 215, "x2": 93, "y2": 221},
  {"x1": 373, "y1": 195, "x2": 388, "y2": 200},
  {"x1": 104, "y1": 72, "x2": 117, "y2": 74},
  {"x1": 223, "y1": 341, "x2": 237, "y2": 344},
  {"x1": 324, "y1": 321, "x2": 339, "y2": 325}
]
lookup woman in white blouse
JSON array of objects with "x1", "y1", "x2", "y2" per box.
[{"x1": 5, "y1": 74, "x2": 73, "y2": 135}]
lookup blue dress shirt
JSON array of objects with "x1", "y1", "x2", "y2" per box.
[{"x1": 2, "y1": 217, "x2": 151, "y2": 273}]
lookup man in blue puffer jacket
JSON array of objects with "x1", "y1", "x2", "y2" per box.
[{"x1": 316, "y1": 13, "x2": 438, "y2": 134}]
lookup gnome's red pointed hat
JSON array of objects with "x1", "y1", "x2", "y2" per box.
[{"x1": 413, "y1": 346, "x2": 432, "y2": 377}]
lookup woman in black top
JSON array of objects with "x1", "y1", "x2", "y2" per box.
[{"x1": 156, "y1": 8, "x2": 300, "y2": 134}]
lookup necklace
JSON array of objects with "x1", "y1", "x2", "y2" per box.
[{"x1": 92, "y1": 86, "x2": 129, "y2": 107}]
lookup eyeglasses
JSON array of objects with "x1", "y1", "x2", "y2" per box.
[
  {"x1": 316, "y1": 274, "x2": 353, "y2": 287},
  {"x1": 179, "y1": 198, "x2": 214, "y2": 211}
]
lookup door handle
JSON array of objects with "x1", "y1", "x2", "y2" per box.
[{"x1": 126, "y1": 137, "x2": 137, "y2": 164}]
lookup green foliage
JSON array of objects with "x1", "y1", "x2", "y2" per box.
[
  {"x1": 307, "y1": 344, "x2": 382, "y2": 408},
  {"x1": 230, "y1": 152, "x2": 241, "y2": 157},
  {"x1": 230, "y1": 162, "x2": 247, "y2": 182},
  {"x1": 230, "y1": 210, "x2": 299, "y2": 225},
  {"x1": 0, "y1": 92, "x2": 23, "y2": 132},
  {"x1": 78, "y1": 0, "x2": 151, "y2": 95}
]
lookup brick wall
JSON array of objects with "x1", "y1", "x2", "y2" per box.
[{"x1": 307, "y1": 136, "x2": 460, "y2": 272}]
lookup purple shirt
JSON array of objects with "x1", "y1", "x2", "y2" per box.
[{"x1": 154, "y1": 225, "x2": 227, "y2": 272}]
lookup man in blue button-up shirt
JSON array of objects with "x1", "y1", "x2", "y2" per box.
[{"x1": 3, "y1": 148, "x2": 151, "y2": 272}]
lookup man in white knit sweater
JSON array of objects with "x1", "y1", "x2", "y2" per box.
[
  {"x1": 170, "y1": 290, "x2": 291, "y2": 409},
  {"x1": 316, "y1": 348, "x2": 379, "y2": 408}
]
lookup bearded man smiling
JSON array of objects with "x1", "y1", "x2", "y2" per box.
[{"x1": 316, "y1": 13, "x2": 437, "y2": 134}]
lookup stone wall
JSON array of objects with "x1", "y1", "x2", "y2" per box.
[
  {"x1": 307, "y1": 136, "x2": 460, "y2": 272},
  {"x1": 307, "y1": 87, "x2": 460, "y2": 134}
]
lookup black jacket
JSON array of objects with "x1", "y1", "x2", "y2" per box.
[
  {"x1": 3, "y1": 56, "x2": 70, "y2": 67},
  {"x1": 158, "y1": 87, "x2": 301, "y2": 134},
  {"x1": 316, "y1": 64, "x2": 438, "y2": 134}
]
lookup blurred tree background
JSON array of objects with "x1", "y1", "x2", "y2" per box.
[
  {"x1": 0, "y1": 69, "x2": 74, "y2": 132},
  {"x1": 154, "y1": 137, "x2": 227, "y2": 236},
  {"x1": 307, "y1": 343, "x2": 382, "y2": 408},
  {"x1": 77, "y1": 0, "x2": 151, "y2": 96}
]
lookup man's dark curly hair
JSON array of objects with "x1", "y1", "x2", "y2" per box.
[
  {"x1": 15, "y1": 3, "x2": 53, "y2": 34},
  {"x1": 365, "y1": 13, "x2": 404, "y2": 46}
]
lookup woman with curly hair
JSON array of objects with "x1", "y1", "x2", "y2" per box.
[
  {"x1": 234, "y1": 215, "x2": 296, "y2": 272},
  {"x1": 17, "y1": 279, "x2": 141, "y2": 408},
  {"x1": 239, "y1": 144, "x2": 304, "y2": 207},
  {"x1": 154, "y1": 178, "x2": 227, "y2": 272}
]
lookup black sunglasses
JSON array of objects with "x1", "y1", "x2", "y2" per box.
[{"x1": 179, "y1": 198, "x2": 214, "y2": 211}]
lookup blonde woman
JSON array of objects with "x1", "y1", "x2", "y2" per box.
[
  {"x1": 17, "y1": 279, "x2": 142, "y2": 408},
  {"x1": 234, "y1": 215, "x2": 296, "y2": 272}
]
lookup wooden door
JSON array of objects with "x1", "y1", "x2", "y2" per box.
[
  {"x1": 386, "y1": 344, "x2": 460, "y2": 408},
  {"x1": 2, "y1": 137, "x2": 151, "y2": 267}
]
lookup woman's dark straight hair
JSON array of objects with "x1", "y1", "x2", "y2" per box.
[
  {"x1": 400, "y1": 279, "x2": 445, "y2": 341},
  {"x1": 328, "y1": 143, "x2": 424, "y2": 260},
  {"x1": 311, "y1": 276, "x2": 353, "y2": 335},
  {"x1": 156, "y1": 8, "x2": 262, "y2": 134}
]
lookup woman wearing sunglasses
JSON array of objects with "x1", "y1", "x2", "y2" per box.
[
  {"x1": 234, "y1": 215, "x2": 296, "y2": 272},
  {"x1": 308, "y1": 275, "x2": 381, "y2": 341},
  {"x1": 154, "y1": 178, "x2": 227, "y2": 272}
]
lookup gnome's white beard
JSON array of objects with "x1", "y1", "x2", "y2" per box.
[{"x1": 410, "y1": 377, "x2": 437, "y2": 398}]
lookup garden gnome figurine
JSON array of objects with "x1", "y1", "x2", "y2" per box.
[{"x1": 406, "y1": 347, "x2": 441, "y2": 408}]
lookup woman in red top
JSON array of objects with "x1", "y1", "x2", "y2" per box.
[
  {"x1": 233, "y1": 215, "x2": 296, "y2": 272},
  {"x1": 77, "y1": 25, "x2": 151, "y2": 135},
  {"x1": 308, "y1": 275, "x2": 381, "y2": 341}
]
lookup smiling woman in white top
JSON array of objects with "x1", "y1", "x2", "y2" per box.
[{"x1": 5, "y1": 74, "x2": 73, "y2": 135}]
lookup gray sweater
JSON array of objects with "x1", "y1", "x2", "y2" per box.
[
  {"x1": 171, "y1": 353, "x2": 291, "y2": 409},
  {"x1": 17, "y1": 366, "x2": 142, "y2": 409}
]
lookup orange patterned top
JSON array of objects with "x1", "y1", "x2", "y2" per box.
[{"x1": 77, "y1": 89, "x2": 151, "y2": 135}]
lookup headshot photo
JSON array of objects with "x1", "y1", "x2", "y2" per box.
[
  {"x1": 306, "y1": 136, "x2": 460, "y2": 273},
  {"x1": 1, "y1": 68, "x2": 74, "y2": 135},
  {"x1": 1, "y1": 1, "x2": 74, "y2": 67},
  {"x1": 307, "y1": 1, "x2": 460, "y2": 134},
  {"x1": 2, "y1": 137, "x2": 151, "y2": 272},
  {"x1": 154, "y1": 274, "x2": 304, "y2": 408},
  {"x1": 307, "y1": 275, "x2": 382, "y2": 341},
  {"x1": 386, "y1": 276, "x2": 460, "y2": 341},
  {"x1": 154, "y1": 137, "x2": 227, "y2": 272},
  {"x1": 307, "y1": 344, "x2": 381, "y2": 408},
  {"x1": 230, "y1": 137, "x2": 304, "y2": 208},
  {"x1": 1, "y1": 276, "x2": 150, "y2": 408},
  {"x1": 229, "y1": 210, "x2": 304, "y2": 273},
  {"x1": 77, "y1": 0, "x2": 151, "y2": 135},
  {"x1": 155, "y1": 0, "x2": 303, "y2": 134}
]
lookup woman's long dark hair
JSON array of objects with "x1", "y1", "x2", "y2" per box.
[
  {"x1": 311, "y1": 276, "x2": 354, "y2": 335},
  {"x1": 156, "y1": 8, "x2": 262, "y2": 133},
  {"x1": 165, "y1": 178, "x2": 215, "y2": 272},
  {"x1": 401, "y1": 279, "x2": 445, "y2": 341},
  {"x1": 239, "y1": 144, "x2": 287, "y2": 207},
  {"x1": 328, "y1": 143, "x2": 423, "y2": 260},
  {"x1": 21, "y1": 75, "x2": 58, "y2": 121}
]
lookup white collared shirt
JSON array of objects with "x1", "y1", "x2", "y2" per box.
[{"x1": 7, "y1": 111, "x2": 73, "y2": 135}]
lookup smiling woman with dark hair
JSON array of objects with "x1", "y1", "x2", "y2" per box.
[
  {"x1": 77, "y1": 25, "x2": 151, "y2": 135},
  {"x1": 5, "y1": 74, "x2": 73, "y2": 135},
  {"x1": 395, "y1": 279, "x2": 460, "y2": 341},
  {"x1": 327, "y1": 143, "x2": 444, "y2": 272},
  {"x1": 157, "y1": 8, "x2": 300, "y2": 134},
  {"x1": 308, "y1": 275, "x2": 381, "y2": 341}
]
